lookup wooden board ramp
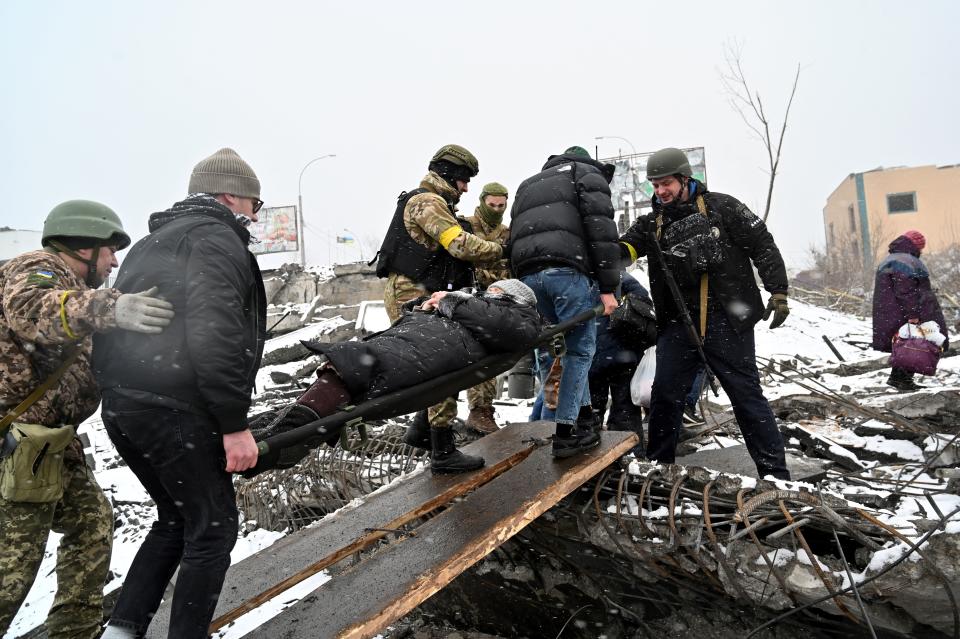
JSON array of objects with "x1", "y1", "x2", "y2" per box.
[{"x1": 142, "y1": 422, "x2": 637, "y2": 638}]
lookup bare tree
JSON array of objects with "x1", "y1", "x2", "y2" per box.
[{"x1": 719, "y1": 40, "x2": 800, "y2": 223}]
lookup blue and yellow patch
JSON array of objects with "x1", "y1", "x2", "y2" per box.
[{"x1": 26, "y1": 270, "x2": 58, "y2": 288}]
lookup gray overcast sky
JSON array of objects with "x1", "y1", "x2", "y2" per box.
[{"x1": 2, "y1": 0, "x2": 958, "y2": 269}]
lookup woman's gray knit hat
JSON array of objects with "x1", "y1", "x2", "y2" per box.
[
  {"x1": 188, "y1": 148, "x2": 261, "y2": 199},
  {"x1": 488, "y1": 279, "x2": 537, "y2": 305}
]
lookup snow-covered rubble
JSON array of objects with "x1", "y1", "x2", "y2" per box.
[{"x1": 8, "y1": 295, "x2": 960, "y2": 638}]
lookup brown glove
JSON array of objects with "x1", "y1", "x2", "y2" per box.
[{"x1": 762, "y1": 293, "x2": 789, "y2": 329}]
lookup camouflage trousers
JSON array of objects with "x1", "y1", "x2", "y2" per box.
[
  {"x1": 383, "y1": 273, "x2": 427, "y2": 323},
  {"x1": 0, "y1": 455, "x2": 113, "y2": 639},
  {"x1": 466, "y1": 378, "x2": 497, "y2": 411},
  {"x1": 385, "y1": 274, "x2": 458, "y2": 429}
]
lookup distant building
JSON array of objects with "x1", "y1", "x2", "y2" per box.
[
  {"x1": 823, "y1": 164, "x2": 960, "y2": 267},
  {"x1": 0, "y1": 228, "x2": 43, "y2": 263}
]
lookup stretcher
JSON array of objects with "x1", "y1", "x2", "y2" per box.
[{"x1": 255, "y1": 304, "x2": 602, "y2": 460}]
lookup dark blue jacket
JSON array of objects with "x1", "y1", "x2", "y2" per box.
[{"x1": 591, "y1": 273, "x2": 650, "y2": 374}]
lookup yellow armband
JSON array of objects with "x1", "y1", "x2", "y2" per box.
[
  {"x1": 59, "y1": 290, "x2": 79, "y2": 340},
  {"x1": 621, "y1": 241, "x2": 638, "y2": 263},
  {"x1": 438, "y1": 225, "x2": 463, "y2": 249}
]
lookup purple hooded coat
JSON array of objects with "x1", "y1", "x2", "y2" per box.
[{"x1": 871, "y1": 235, "x2": 948, "y2": 352}]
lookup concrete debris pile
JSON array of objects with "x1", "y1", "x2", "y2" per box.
[{"x1": 234, "y1": 295, "x2": 960, "y2": 637}]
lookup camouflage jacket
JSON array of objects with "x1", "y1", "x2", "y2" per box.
[
  {"x1": 403, "y1": 172, "x2": 503, "y2": 263},
  {"x1": 462, "y1": 207, "x2": 511, "y2": 287},
  {"x1": 0, "y1": 250, "x2": 120, "y2": 426}
]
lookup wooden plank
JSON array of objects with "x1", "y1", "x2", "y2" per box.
[
  {"x1": 252, "y1": 429, "x2": 638, "y2": 639},
  {"x1": 144, "y1": 421, "x2": 556, "y2": 638}
]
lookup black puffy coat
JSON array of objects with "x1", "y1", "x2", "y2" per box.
[
  {"x1": 509, "y1": 153, "x2": 621, "y2": 293},
  {"x1": 94, "y1": 196, "x2": 266, "y2": 433},
  {"x1": 619, "y1": 181, "x2": 787, "y2": 334},
  {"x1": 309, "y1": 292, "x2": 541, "y2": 401}
]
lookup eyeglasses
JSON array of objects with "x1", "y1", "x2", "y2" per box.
[{"x1": 251, "y1": 198, "x2": 264, "y2": 214}]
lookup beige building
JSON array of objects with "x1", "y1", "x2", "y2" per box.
[{"x1": 823, "y1": 164, "x2": 960, "y2": 268}]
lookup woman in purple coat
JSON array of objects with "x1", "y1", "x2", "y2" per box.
[{"x1": 872, "y1": 230, "x2": 948, "y2": 391}]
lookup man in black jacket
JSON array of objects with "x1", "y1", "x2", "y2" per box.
[
  {"x1": 246, "y1": 279, "x2": 542, "y2": 476},
  {"x1": 618, "y1": 147, "x2": 790, "y2": 479},
  {"x1": 95, "y1": 148, "x2": 267, "y2": 639},
  {"x1": 510, "y1": 146, "x2": 620, "y2": 458}
]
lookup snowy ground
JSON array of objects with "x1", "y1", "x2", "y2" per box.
[{"x1": 6, "y1": 297, "x2": 958, "y2": 638}]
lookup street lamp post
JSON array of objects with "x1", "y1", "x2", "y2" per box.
[
  {"x1": 594, "y1": 135, "x2": 637, "y2": 157},
  {"x1": 297, "y1": 153, "x2": 337, "y2": 267}
]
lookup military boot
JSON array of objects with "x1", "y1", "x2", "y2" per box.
[
  {"x1": 466, "y1": 406, "x2": 499, "y2": 435},
  {"x1": 403, "y1": 410, "x2": 431, "y2": 450},
  {"x1": 430, "y1": 428, "x2": 485, "y2": 474}
]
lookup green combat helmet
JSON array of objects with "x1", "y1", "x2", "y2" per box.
[
  {"x1": 431, "y1": 144, "x2": 479, "y2": 177},
  {"x1": 645, "y1": 147, "x2": 693, "y2": 179},
  {"x1": 42, "y1": 200, "x2": 131, "y2": 250},
  {"x1": 42, "y1": 199, "x2": 131, "y2": 286}
]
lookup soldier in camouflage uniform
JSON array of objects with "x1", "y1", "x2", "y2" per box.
[
  {"x1": 0, "y1": 201, "x2": 174, "y2": 639},
  {"x1": 375, "y1": 145, "x2": 503, "y2": 472},
  {"x1": 460, "y1": 182, "x2": 512, "y2": 434}
]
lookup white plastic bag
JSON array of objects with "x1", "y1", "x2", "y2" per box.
[
  {"x1": 897, "y1": 321, "x2": 946, "y2": 347},
  {"x1": 630, "y1": 346, "x2": 656, "y2": 408}
]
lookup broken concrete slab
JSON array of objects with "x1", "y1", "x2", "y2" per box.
[{"x1": 677, "y1": 444, "x2": 831, "y2": 482}]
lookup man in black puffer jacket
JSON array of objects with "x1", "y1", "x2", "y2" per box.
[
  {"x1": 510, "y1": 146, "x2": 620, "y2": 458},
  {"x1": 246, "y1": 279, "x2": 542, "y2": 476},
  {"x1": 94, "y1": 148, "x2": 267, "y2": 639},
  {"x1": 618, "y1": 147, "x2": 790, "y2": 480}
]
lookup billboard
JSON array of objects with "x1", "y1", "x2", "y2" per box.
[
  {"x1": 249, "y1": 205, "x2": 299, "y2": 255},
  {"x1": 600, "y1": 147, "x2": 707, "y2": 231}
]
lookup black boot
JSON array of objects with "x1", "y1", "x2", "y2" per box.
[
  {"x1": 403, "y1": 410, "x2": 431, "y2": 450},
  {"x1": 577, "y1": 405, "x2": 600, "y2": 433},
  {"x1": 887, "y1": 367, "x2": 922, "y2": 392},
  {"x1": 552, "y1": 422, "x2": 600, "y2": 459},
  {"x1": 430, "y1": 428, "x2": 484, "y2": 474}
]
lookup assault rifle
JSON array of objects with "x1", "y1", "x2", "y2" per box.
[{"x1": 646, "y1": 229, "x2": 720, "y2": 398}]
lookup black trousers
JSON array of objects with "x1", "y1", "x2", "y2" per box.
[
  {"x1": 646, "y1": 313, "x2": 790, "y2": 480},
  {"x1": 102, "y1": 397, "x2": 238, "y2": 639},
  {"x1": 589, "y1": 364, "x2": 644, "y2": 452}
]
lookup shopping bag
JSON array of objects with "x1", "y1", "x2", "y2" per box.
[
  {"x1": 630, "y1": 346, "x2": 656, "y2": 408},
  {"x1": 890, "y1": 336, "x2": 941, "y2": 376}
]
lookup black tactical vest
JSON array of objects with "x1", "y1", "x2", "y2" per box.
[{"x1": 375, "y1": 189, "x2": 476, "y2": 292}]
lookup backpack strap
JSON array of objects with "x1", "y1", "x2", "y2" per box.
[{"x1": 696, "y1": 195, "x2": 709, "y2": 338}]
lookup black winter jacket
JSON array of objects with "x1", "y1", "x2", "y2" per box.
[
  {"x1": 307, "y1": 292, "x2": 541, "y2": 401},
  {"x1": 619, "y1": 181, "x2": 787, "y2": 333},
  {"x1": 94, "y1": 196, "x2": 267, "y2": 433},
  {"x1": 509, "y1": 153, "x2": 621, "y2": 293}
]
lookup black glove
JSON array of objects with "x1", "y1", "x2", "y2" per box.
[{"x1": 762, "y1": 293, "x2": 789, "y2": 329}]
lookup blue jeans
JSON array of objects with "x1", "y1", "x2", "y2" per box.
[
  {"x1": 646, "y1": 310, "x2": 789, "y2": 479},
  {"x1": 521, "y1": 268, "x2": 598, "y2": 425},
  {"x1": 103, "y1": 397, "x2": 239, "y2": 639}
]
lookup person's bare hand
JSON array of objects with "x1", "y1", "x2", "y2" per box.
[
  {"x1": 223, "y1": 429, "x2": 258, "y2": 472},
  {"x1": 420, "y1": 291, "x2": 448, "y2": 310},
  {"x1": 600, "y1": 293, "x2": 619, "y2": 316}
]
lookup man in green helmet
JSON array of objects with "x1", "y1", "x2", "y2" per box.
[
  {"x1": 459, "y1": 182, "x2": 512, "y2": 435},
  {"x1": 375, "y1": 144, "x2": 504, "y2": 473},
  {"x1": 618, "y1": 147, "x2": 790, "y2": 479},
  {"x1": 0, "y1": 200, "x2": 174, "y2": 639}
]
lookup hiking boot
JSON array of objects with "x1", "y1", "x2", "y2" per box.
[
  {"x1": 552, "y1": 425, "x2": 601, "y2": 459},
  {"x1": 430, "y1": 427, "x2": 485, "y2": 474},
  {"x1": 403, "y1": 410, "x2": 431, "y2": 450},
  {"x1": 465, "y1": 406, "x2": 499, "y2": 435},
  {"x1": 683, "y1": 404, "x2": 700, "y2": 424}
]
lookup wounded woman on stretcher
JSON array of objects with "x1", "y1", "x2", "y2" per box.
[{"x1": 244, "y1": 279, "x2": 542, "y2": 477}]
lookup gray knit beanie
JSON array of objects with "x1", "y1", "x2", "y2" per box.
[
  {"x1": 188, "y1": 148, "x2": 261, "y2": 198},
  {"x1": 488, "y1": 279, "x2": 537, "y2": 306}
]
